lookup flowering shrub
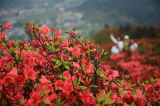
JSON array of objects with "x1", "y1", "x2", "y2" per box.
[{"x1": 0, "y1": 22, "x2": 160, "y2": 106}]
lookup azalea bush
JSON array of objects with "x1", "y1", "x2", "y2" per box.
[
  {"x1": 102, "y1": 37, "x2": 160, "y2": 84},
  {"x1": 0, "y1": 22, "x2": 160, "y2": 106}
]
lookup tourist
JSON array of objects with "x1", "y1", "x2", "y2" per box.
[
  {"x1": 111, "y1": 44, "x2": 119, "y2": 54},
  {"x1": 110, "y1": 32, "x2": 124, "y2": 52},
  {"x1": 130, "y1": 39, "x2": 138, "y2": 54},
  {"x1": 124, "y1": 35, "x2": 130, "y2": 51}
]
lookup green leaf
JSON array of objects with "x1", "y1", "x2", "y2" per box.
[
  {"x1": 150, "y1": 77, "x2": 154, "y2": 82},
  {"x1": 130, "y1": 102, "x2": 135, "y2": 106},
  {"x1": 35, "y1": 49, "x2": 39, "y2": 53},
  {"x1": 137, "y1": 79, "x2": 141, "y2": 85},
  {"x1": 25, "y1": 45, "x2": 29, "y2": 50},
  {"x1": 54, "y1": 63, "x2": 62, "y2": 68},
  {"x1": 75, "y1": 70, "x2": 79, "y2": 73},
  {"x1": 89, "y1": 85, "x2": 98, "y2": 88},
  {"x1": 103, "y1": 90, "x2": 115, "y2": 105},
  {"x1": 17, "y1": 100, "x2": 25, "y2": 105},
  {"x1": 78, "y1": 78, "x2": 82, "y2": 85},
  {"x1": 7, "y1": 64, "x2": 12, "y2": 69},
  {"x1": 71, "y1": 26, "x2": 74, "y2": 30},
  {"x1": 64, "y1": 65, "x2": 70, "y2": 70},
  {"x1": 34, "y1": 83, "x2": 38, "y2": 88},
  {"x1": 82, "y1": 64, "x2": 85, "y2": 71},
  {"x1": 56, "y1": 97, "x2": 61, "y2": 105},
  {"x1": 121, "y1": 91, "x2": 130, "y2": 94},
  {"x1": 0, "y1": 41, "x2": 5, "y2": 45},
  {"x1": 106, "y1": 101, "x2": 115, "y2": 105},
  {"x1": 79, "y1": 86, "x2": 88, "y2": 90},
  {"x1": 104, "y1": 52, "x2": 108, "y2": 55},
  {"x1": 63, "y1": 61, "x2": 68, "y2": 66},
  {"x1": 96, "y1": 68, "x2": 99, "y2": 73},
  {"x1": 8, "y1": 48, "x2": 14, "y2": 53},
  {"x1": 99, "y1": 72, "x2": 106, "y2": 78},
  {"x1": 145, "y1": 80, "x2": 149, "y2": 84},
  {"x1": 74, "y1": 79, "x2": 77, "y2": 85},
  {"x1": 43, "y1": 99, "x2": 51, "y2": 105},
  {"x1": 59, "y1": 75, "x2": 68, "y2": 80},
  {"x1": 59, "y1": 75, "x2": 63, "y2": 79},
  {"x1": 119, "y1": 88, "x2": 124, "y2": 93},
  {"x1": 44, "y1": 90, "x2": 49, "y2": 95},
  {"x1": 96, "y1": 104, "x2": 101, "y2": 106},
  {"x1": 98, "y1": 92, "x2": 104, "y2": 103},
  {"x1": 60, "y1": 100, "x2": 65, "y2": 105},
  {"x1": 35, "y1": 23, "x2": 39, "y2": 28},
  {"x1": 51, "y1": 58, "x2": 56, "y2": 62},
  {"x1": 38, "y1": 91, "x2": 41, "y2": 97},
  {"x1": 2, "y1": 98, "x2": 7, "y2": 106},
  {"x1": 55, "y1": 49, "x2": 60, "y2": 52},
  {"x1": 0, "y1": 92, "x2": 1, "y2": 98},
  {"x1": 15, "y1": 54, "x2": 19, "y2": 61},
  {"x1": 102, "y1": 49, "x2": 104, "y2": 54},
  {"x1": 134, "y1": 89, "x2": 139, "y2": 95},
  {"x1": 61, "y1": 56, "x2": 64, "y2": 62},
  {"x1": 105, "y1": 90, "x2": 111, "y2": 102},
  {"x1": 150, "y1": 77, "x2": 158, "y2": 83},
  {"x1": 42, "y1": 87, "x2": 45, "y2": 96},
  {"x1": 54, "y1": 60, "x2": 62, "y2": 68},
  {"x1": 126, "y1": 82, "x2": 131, "y2": 86},
  {"x1": 55, "y1": 41, "x2": 60, "y2": 46},
  {"x1": 63, "y1": 77, "x2": 69, "y2": 80}
]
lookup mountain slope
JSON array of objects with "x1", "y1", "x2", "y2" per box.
[{"x1": 78, "y1": 0, "x2": 160, "y2": 26}]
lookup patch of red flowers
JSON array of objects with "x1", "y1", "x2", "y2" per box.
[{"x1": 0, "y1": 22, "x2": 160, "y2": 106}]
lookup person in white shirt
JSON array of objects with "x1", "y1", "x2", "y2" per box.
[
  {"x1": 110, "y1": 33, "x2": 124, "y2": 52},
  {"x1": 130, "y1": 39, "x2": 138, "y2": 54},
  {"x1": 111, "y1": 44, "x2": 119, "y2": 54}
]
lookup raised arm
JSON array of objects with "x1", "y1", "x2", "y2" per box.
[{"x1": 110, "y1": 33, "x2": 118, "y2": 44}]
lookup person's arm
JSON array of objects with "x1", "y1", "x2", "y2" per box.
[{"x1": 110, "y1": 33, "x2": 118, "y2": 44}]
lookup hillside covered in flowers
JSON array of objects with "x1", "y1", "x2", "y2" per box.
[{"x1": 0, "y1": 22, "x2": 160, "y2": 106}]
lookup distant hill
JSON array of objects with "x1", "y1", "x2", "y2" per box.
[
  {"x1": 0, "y1": 0, "x2": 64, "y2": 10},
  {"x1": 0, "y1": 0, "x2": 33, "y2": 9},
  {"x1": 78, "y1": 0, "x2": 160, "y2": 26}
]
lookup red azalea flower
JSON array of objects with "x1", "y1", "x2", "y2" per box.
[
  {"x1": 63, "y1": 71, "x2": 71, "y2": 80},
  {"x1": 3, "y1": 22, "x2": 12, "y2": 30},
  {"x1": 0, "y1": 79, "x2": 2, "y2": 91},
  {"x1": 70, "y1": 31, "x2": 76, "y2": 36},
  {"x1": 7, "y1": 68, "x2": 18, "y2": 78},
  {"x1": 3, "y1": 76, "x2": 15, "y2": 86},
  {"x1": 25, "y1": 69, "x2": 37, "y2": 81},
  {"x1": 62, "y1": 81, "x2": 73, "y2": 93},
  {"x1": 55, "y1": 28, "x2": 61, "y2": 35},
  {"x1": 26, "y1": 21, "x2": 30, "y2": 25},
  {"x1": 0, "y1": 32, "x2": 6, "y2": 41},
  {"x1": 39, "y1": 75, "x2": 51, "y2": 84},
  {"x1": 27, "y1": 26, "x2": 33, "y2": 32},
  {"x1": 54, "y1": 80, "x2": 63, "y2": 90},
  {"x1": 50, "y1": 26, "x2": 55, "y2": 34},
  {"x1": 73, "y1": 62, "x2": 81, "y2": 70},
  {"x1": 82, "y1": 90, "x2": 96, "y2": 105},
  {"x1": 145, "y1": 84, "x2": 153, "y2": 95},
  {"x1": 81, "y1": 57, "x2": 87, "y2": 65},
  {"x1": 39, "y1": 24, "x2": 51, "y2": 36}
]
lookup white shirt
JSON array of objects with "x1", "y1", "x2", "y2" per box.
[
  {"x1": 110, "y1": 35, "x2": 124, "y2": 52},
  {"x1": 130, "y1": 43, "x2": 138, "y2": 51},
  {"x1": 111, "y1": 46, "x2": 119, "y2": 54}
]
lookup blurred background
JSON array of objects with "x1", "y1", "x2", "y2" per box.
[{"x1": 0, "y1": 0, "x2": 160, "y2": 43}]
